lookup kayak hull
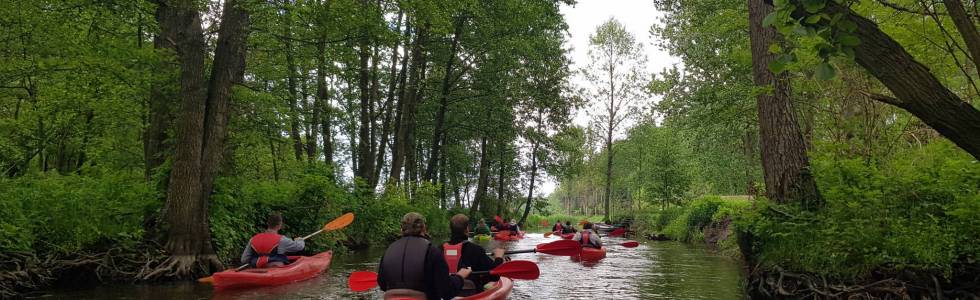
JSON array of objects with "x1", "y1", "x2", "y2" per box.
[
  {"x1": 457, "y1": 277, "x2": 514, "y2": 300},
  {"x1": 473, "y1": 234, "x2": 491, "y2": 241},
  {"x1": 493, "y1": 230, "x2": 524, "y2": 241},
  {"x1": 385, "y1": 278, "x2": 514, "y2": 300},
  {"x1": 572, "y1": 247, "x2": 606, "y2": 262},
  {"x1": 212, "y1": 251, "x2": 333, "y2": 290}
]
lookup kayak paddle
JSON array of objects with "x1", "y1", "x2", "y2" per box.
[
  {"x1": 348, "y1": 271, "x2": 379, "y2": 292},
  {"x1": 493, "y1": 239, "x2": 581, "y2": 256},
  {"x1": 543, "y1": 231, "x2": 554, "y2": 238},
  {"x1": 619, "y1": 240, "x2": 640, "y2": 248},
  {"x1": 198, "y1": 212, "x2": 355, "y2": 283},
  {"x1": 347, "y1": 260, "x2": 540, "y2": 292}
]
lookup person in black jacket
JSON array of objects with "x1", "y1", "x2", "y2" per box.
[
  {"x1": 377, "y1": 212, "x2": 472, "y2": 300},
  {"x1": 439, "y1": 214, "x2": 506, "y2": 294}
]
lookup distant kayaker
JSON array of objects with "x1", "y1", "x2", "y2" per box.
[
  {"x1": 240, "y1": 212, "x2": 306, "y2": 268},
  {"x1": 508, "y1": 219, "x2": 521, "y2": 235},
  {"x1": 562, "y1": 221, "x2": 577, "y2": 234},
  {"x1": 440, "y1": 214, "x2": 506, "y2": 294},
  {"x1": 573, "y1": 222, "x2": 602, "y2": 249},
  {"x1": 551, "y1": 220, "x2": 564, "y2": 233},
  {"x1": 377, "y1": 212, "x2": 471, "y2": 300},
  {"x1": 473, "y1": 218, "x2": 492, "y2": 235}
]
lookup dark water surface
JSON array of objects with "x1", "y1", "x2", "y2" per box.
[{"x1": 40, "y1": 233, "x2": 743, "y2": 299}]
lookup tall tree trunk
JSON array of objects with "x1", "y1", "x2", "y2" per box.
[
  {"x1": 518, "y1": 109, "x2": 544, "y2": 227},
  {"x1": 356, "y1": 39, "x2": 374, "y2": 183},
  {"x1": 424, "y1": 18, "x2": 463, "y2": 183},
  {"x1": 315, "y1": 0, "x2": 334, "y2": 167},
  {"x1": 282, "y1": 3, "x2": 304, "y2": 161},
  {"x1": 496, "y1": 140, "x2": 506, "y2": 216},
  {"x1": 390, "y1": 24, "x2": 429, "y2": 184},
  {"x1": 147, "y1": 0, "x2": 249, "y2": 279},
  {"x1": 469, "y1": 135, "x2": 490, "y2": 217},
  {"x1": 373, "y1": 11, "x2": 404, "y2": 187},
  {"x1": 748, "y1": 0, "x2": 821, "y2": 207}
]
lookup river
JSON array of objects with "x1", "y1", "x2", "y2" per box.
[{"x1": 40, "y1": 233, "x2": 744, "y2": 299}]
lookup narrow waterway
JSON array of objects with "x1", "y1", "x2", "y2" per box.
[{"x1": 40, "y1": 233, "x2": 743, "y2": 299}]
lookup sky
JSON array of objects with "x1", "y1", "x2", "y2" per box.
[{"x1": 537, "y1": 0, "x2": 681, "y2": 196}]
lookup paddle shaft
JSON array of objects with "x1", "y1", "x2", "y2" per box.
[
  {"x1": 503, "y1": 249, "x2": 535, "y2": 255},
  {"x1": 301, "y1": 229, "x2": 324, "y2": 240}
]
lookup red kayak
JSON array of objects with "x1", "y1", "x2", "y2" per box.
[
  {"x1": 493, "y1": 230, "x2": 524, "y2": 241},
  {"x1": 212, "y1": 251, "x2": 333, "y2": 290},
  {"x1": 384, "y1": 278, "x2": 514, "y2": 300},
  {"x1": 554, "y1": 232, "x2": 574, "y2": 240},
  {"x1": 572, "y1": 247, "x2": 606, "y2": 262}
]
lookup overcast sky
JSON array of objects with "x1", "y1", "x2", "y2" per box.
[{"x1": 537, "y1": 0, "x2": 681, "y2": 196}]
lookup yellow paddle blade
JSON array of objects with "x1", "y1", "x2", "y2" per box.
[
  {"x1": 324, "y1": 212, "x2": 355, "y2": 231},
  {"x1": 198, "y1": 276, "x2": 213, "y2": 284}
]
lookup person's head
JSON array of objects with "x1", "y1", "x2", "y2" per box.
[
  {"x1": 565, "y1": 221, "x2": 571, "y2": 226},
  {"x1": 509, "y1": 219, "x2": 516, "y2": 224},
  {"x1": 583, "y1": 222, "x2": 594, "y2": 230},
  {"x1": 450, "y1": 214, "x2": 470, "y2": 237},
  {"x1": 267, "y1": 212, "x2": 284, "y2": 231},
  {"x1": 401, "y1": 212, "x2": 427, "y2": 237}
]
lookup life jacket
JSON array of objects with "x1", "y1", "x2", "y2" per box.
[
  {"x1": 379, "y1": 236, "x2": 430, "y2": 291},
  {"x1": 249, "y1": 232, "x2": 281, "y2": 268},
  {"x1": 442, "y1": 242, "x2": 465, "y2": 272},
  {"x1": 554, "y1": 223, "x2": 563, "y2": 232},
  {"x1": 580, "y1": 231, "x2": 596, "y2": 248}
]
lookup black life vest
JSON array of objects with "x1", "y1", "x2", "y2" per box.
[
  {"x1": 249, "y1": 232, "x2": 281, "y2": 268},
  {"x1": 379, "y1": 236, "x2": 430, "y2": 291}
]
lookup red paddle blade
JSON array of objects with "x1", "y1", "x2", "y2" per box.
[
  {"x1": 621, "y1": 240, "x2": 640, "y2": 248},
  {"x1": 348, "y1": 271, "x2": 379, "y2": 292},
  {"x1": 609, "y1": 228, "x2": 627, "y2": 237},
  {"x1": 490, "y1": 260, "x2": 539, "y2": 280},
  {"x1": 536, "y1": 239, "x2": 582, "y2": 256}
]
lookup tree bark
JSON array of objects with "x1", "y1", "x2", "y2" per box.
[
  {"x1": 356, "y1": 39, "x2": 374, "y2": 183},
  {"x1": 424, "y1": 18, "x2": 463, "y2": 183},
  {"x1": 144, "y1": 34, "x2": 176, "y2": 181},
  {"x1": 390, "y1": 24, "x2": 428, "y2": 184},
  {"x1": 282, "y1": 3, "x2": 304, "y2": 161},
  {"x1": 374, "y1": 11, "x2": 405, "y2": 187},
  {"x1": 148, "y1": 0, "x2": 249, "y2": 279},
  {"x1": 748, "y1": 0, "x2": 822, "y2": 208},
  {"x1": 518, "y1": 109, "x2": 544, "y2": 227},
  {"x1": 470, "y1": 135, "x2": 490, "y2": 217}
]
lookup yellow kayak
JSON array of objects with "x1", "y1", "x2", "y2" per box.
[{"x1": 473, "y1": 234, "x2": 491, "y2": 241}]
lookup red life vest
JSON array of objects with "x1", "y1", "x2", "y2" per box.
[
  {"x1": 442, "y1": 242, "x2": 464, "y2": 272},
  {"x1": 581, "y1": 231, "x2": 592, "y2": 247},
  {"x1": 555, "y1": 223, "x2": 563, "y2": 232},
  {"x1": 249, "y1": 232, "x2": 281, "y2": 268}
]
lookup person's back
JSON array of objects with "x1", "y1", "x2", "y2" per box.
[
  {"x1": 573, "y1": 223, "x2": 602, "y2": 249},
  {"x1": 441, "y1": 214, "x2": 506, "y2": 295},
  {"x1": 241, "y1": 213, "x2": 305, "y2": 268},
  {"x1": 562, "y1": 221, "x2": 576, "y2": 234},
  {"x1": 378, "y1": 212, "x2": 470, "y2": 300}
]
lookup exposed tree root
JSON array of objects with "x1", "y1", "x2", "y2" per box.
[
  {"x1": 745, "y1": 264, "x2": 980, "y2": 299},
  {"x1": 138, "y1": 254, "x2": 223, "y2": 281}
]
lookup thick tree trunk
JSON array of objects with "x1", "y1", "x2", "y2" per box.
[
  {"x1": 145, "y1": 0, "x2": 248, "y2": 280},
  {"x1": 787, "y1": 1, "x2": 980, "y2": 160},
  {"x1": 390, "y1": 24, "x2": 429, "y2": 184},
  {"x1": 424, "y1": 18, "x2": 463, "y2": 183},
  {"x1": 317, "y1": 41, "x2": 333, "y2": 167},
  {"x1": 356, "y1": 39, "x2": 374, "y2": 183},
  {"x1": 748, "y1": 0, "x2": 821, "y2": 208}
]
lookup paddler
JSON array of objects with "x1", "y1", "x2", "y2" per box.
[
  {"x1": 377, "y1": 212, "x2": 471, "y2": 300},
  {"x1": 473, "y1": 218, "x2": 492, "y2": 236},
  {"x1": 240, "y1": 212, "x2": 306, "y2": 268},
  {"x1": 573, "y1": 222, "x2": 603, "y2": 249},
  {"x1": 562, "y1": 221, "x2": 577, "y2": 234},
  {"x1": 551, "y1": 220, "x2": 564, "y2": 233},
  {"x1": 440, "y1": 214, "x2": 506, "y2": 294},
  {"x1": 508, "y1": 219, "x2": 521, "y2": 236}
]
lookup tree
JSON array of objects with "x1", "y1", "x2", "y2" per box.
[
  {"x1": 143, "y1": 0, "x2": 249, "y2": 279},
  {"x1": 582, "y1": 18, "x2": 648, "y2": 222}
]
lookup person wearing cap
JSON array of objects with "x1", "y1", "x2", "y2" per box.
[
  {"x1": 573, "y1": 222, "x2": 603, "y2": 249},
  {"x1": 440, "y1": 214, "x2": 506, "y2": 295},
  {"x1": 377, "y1": 212, "x2": 471, "y2": 299}
]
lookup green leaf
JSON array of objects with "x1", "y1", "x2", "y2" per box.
[
  {"x1": 838, "y1": 19, "x2": 857, "y2": 32},
  {"x1": 769, "y1": 43, "x2": 783, "y2": 54},
  {"x1": 839, "y1": 34, "x2": 861, "y2": 46},
  {"x1": 815, "y1": 62, "x2": 836, "y2": 80},
  {"x1": 806, "y1": 14, "x2": 822, "y2": 24},
  {"x1": 769, "y1": 60, "x2": 787, "y2": 74},
  {"x1": 803, "y1": 0, "x2": 826, "y2": 13},
  {"x1": 762, "y1": 12, "x2": 778, "y2": 28}
]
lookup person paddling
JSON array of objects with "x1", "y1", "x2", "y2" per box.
[
  {"x1": 377, "y1": 212, "x2": 471, "y2": 300},
  {"x1": 573, "y1": 222, "x2": 602, "y2": 249},
  {"x1": 240, "y1": 213, "x2": 306, "y2": 268},
  {"x1": 562, "y1": 221, "x2": 577, "y2": 234},
  {"x1": 551, "y1": 220, "x2": 564, "y2": 233},
  {"x1": 473, "y1": 218, "x2": 492, "y2": 236},
  {"x1": 440, "y1": 214, "x2": 506, "y2": 295},
  {"x1": 508, "y1": 219, "x2": 521, "y2": 236}
]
